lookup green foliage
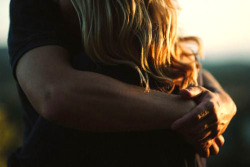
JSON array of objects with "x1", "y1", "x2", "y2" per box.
[
  {"x1": 0, "y1": 48, "x2": 23, "y2": 167},
  {"x1": 0, "y1": 47, "x2": 249, "y2": 167},
  {"x1": 0, "y1": 106, "x2": 22, "y2": 167},
  {"x1": 204, "y1": 63, "x2": 250, "y2": 167}
]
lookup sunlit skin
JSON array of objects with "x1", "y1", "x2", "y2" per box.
[
  {"x1": 173, "y1": 70, "x2": 236, "y2": 157},
  {"x1": 17, "y1": 0, "x2": 236, "y2": 159},
  {"x1": 173, "y1": 83, "x2": 236, "y2": 156},
  {"x1": 58, "y1": 0, "x2": 235, "y2": 156},
  {"x1": 57, "y1": 0, "x2": 236, "y2": 157}
]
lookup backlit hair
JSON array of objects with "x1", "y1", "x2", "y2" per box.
[{"x1": 71, "y1": 0, "x2": 202, "y2": 93}]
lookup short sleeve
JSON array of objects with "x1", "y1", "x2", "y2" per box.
[{"x1": 8, "y1": 0, "x2": 72, "y2": 78}]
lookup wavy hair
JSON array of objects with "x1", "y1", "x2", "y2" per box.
[{"x1": 71, "y1": 0, "x2": 202, "y2": 93}]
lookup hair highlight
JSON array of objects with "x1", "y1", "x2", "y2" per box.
[{"x1": 71, "y1": 0, "x2": 202, "y2": 93}]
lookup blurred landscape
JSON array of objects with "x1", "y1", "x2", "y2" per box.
[{"x1": 0, "y1": 47, "x2": 249, "y2": 167}]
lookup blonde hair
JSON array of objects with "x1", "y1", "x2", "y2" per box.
[{"x1": 71, "y1": 0, "x2": 202, "y2": 93}]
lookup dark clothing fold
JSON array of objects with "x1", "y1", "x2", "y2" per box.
[{"x1": 8, "y1": 0, "x2": 206, "y2": 166}]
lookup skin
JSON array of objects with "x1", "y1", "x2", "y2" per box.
[
  {"x1": 16, "y1": 45, "x2": 197, "y2": 132},
  {"x1": 172, "y1": 70, "x2": 237, "y2": 157},
  {"x1": 15, "y1": 0, "x2": 236, "y2": 158},
  {"x1": 16, "y1": 46, "x2": 235, "y2": 158}
]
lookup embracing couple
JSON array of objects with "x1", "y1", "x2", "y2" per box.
[{"x1": 8, "y1": 0, "x2": 236, "y2": 167}]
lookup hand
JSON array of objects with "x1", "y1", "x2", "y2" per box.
[
  {"x1": 210, "y1": 135, "x2": 225, "y2": 155},
  {"x1": 175, "y1": 119, "x2": 225, "y2": 157},
  {"x1": 171, "y1": 86, "x2": 236, "y2": 156},
  {"x1": 193, "y1": 135, "x2": 225, "y2": 158}
]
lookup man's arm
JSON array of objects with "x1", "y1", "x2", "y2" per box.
[
  {"x1": 172, "y1": 69, "x2": 237, "y2": 134},
  {"x1": 16, "y1": 45, "x2": 197, "y2": 132},
  {"x1": 171, "y1": 68, "x2": 237, "y2": 157},
  {"x1": 201, "y1": 69, "x2": 237, "y2": 134}
]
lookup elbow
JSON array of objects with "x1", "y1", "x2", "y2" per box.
[
  {"x1": 40, "y1": 86, "x2": 67, "y2": 122},
  {"x1": 42, "y1": 99, "x2": 61, "y2": 122}
]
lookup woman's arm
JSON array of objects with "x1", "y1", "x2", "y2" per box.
[
  {"x1": 200, "y1": 69, "x2": 237, "y2": 135},
  {"x1": 171, "y1": 69, "x2": 237, "y2": 157},
  {"x1": 16, "y1": 45, "x2": 196, "y2": 132},
  {"x1": 172, "y1": 69, "x2": 237, "y2": 136}
]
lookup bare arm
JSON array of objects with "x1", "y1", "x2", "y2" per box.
[
  {"x1": 201, "y1": 69, "x2": 237, "y2": 134},
  {"x1": 201, "y1": 69, "x2": 237, "y2": 133},
  {"x1": 202, "y1": 69, "x2": 232, "y2": 95},
  {"x1": 16, "y1": 45, "x2": 196, "y2": 132},
  {"x1": 171, "y1": 68, "x2": 237, "y2": 157}
]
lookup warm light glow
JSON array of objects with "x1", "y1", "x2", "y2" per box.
[
  {"x1": 0, "y1": 0, "x2": 10, "y2": 47},
  {"x1": 178, "y1": 0, "x2": 250, "y2": 58},
  {"x1": 0, "y1": 0, "x2": 250, "y2": 60}
]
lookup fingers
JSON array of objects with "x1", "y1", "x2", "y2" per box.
[
  {"x1": 209, "y1": 136, "x2": 225, "y2": 156},
  {"x1": 199, "y1": 125, "x2": 222, "y2": 143},
  {"x1": 210, "y1": 141, "x2": 220, "y2": 155},
  {"x1": 195, "y1": 139, "x2": 213, "y2": 158},
  {"x1": 192, "y1": 101, "x2": 222, "y2": 141},
  {"x1": 173, "y1": 85, "x2": 226, "y2": 151},
  {"x1": 172, "y1": 114, "x2": 221, "y2": 147},
  {"x1": 214, "y1": 135, "x2": 225, "y2": 147},
  {"x1": 198, "y1": 148, "x2": 210, "y2": 158},
  {"x1": 190, "y1": 115, "x2": 216, "y2": 134},
  {"x1": 172, "y1": 86, "x2": 214, "y2": 130},
  {"x1": 195, "y1": 136, "x2": 225, "y2": 158},
  {"x1": 171, "y1": 102, "x2": 210, "y2": 130},
  {"x1": 172, "y1": 95, "x2": 221, "y2": 141},
  {"x1": 188, "y1": 116, "x2": 219, "y2": 141}
]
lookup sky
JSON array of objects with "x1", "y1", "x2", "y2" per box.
[
  {"x1": 178, "y1": 0, "x2": 250, "y2": 60},
  {"x1": 0, "y1": 0, "x2": 250, "y2": 60}
]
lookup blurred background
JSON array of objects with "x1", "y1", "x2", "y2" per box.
[{"x1": 0, "y1": 0, "x2": 249, "y2": 166}]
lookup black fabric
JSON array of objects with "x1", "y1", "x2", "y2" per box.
[
  {"x1": 8, "y1": 0, "x2": 206, "y2": 166},
  {"x1": 8, "y1": 0, "x2": 78, "y2": 79}
]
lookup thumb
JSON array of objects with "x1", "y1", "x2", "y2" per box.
[{"x1": 180, "y1": 86, "x2": 204, "y2": 99}]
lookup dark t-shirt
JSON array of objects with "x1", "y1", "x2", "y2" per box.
[{"x1": 8, "y1": 0, "x2": 205, "y2": 166}]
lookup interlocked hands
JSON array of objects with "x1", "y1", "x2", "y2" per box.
[{"x1": 171, "y1": 86, "x2": 237, "y2": 157}]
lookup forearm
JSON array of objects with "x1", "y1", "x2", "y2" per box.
[
  {"x1": 201, "y1": 69, "x2": 224, "y2": 93},
  {"x1": 201, "y1": 69, "x2": 237, "y2": 116},
  {"x1": 172, "y1": 69, "x2": 236, "y2": 157},
  {"x1": 17, "y1": 46, "x2": 196, "y2": 132},
  {"x1": 45, "y1": 70, "x2": 195, "y2": 132}
]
